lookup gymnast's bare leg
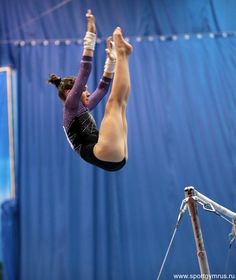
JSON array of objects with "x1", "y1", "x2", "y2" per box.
[{"x1": 94, "y1": 27, "x2": 133, "y2": 162}]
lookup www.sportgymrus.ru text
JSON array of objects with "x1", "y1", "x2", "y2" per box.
[{"x1": 173, "y1": 274, "x2": 236, "y2": 279}]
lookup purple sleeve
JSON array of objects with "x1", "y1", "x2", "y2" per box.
[
  {"x1": 88, "y1": 76, "x2": 112, "y2": 111},
  {"x1": 64, "y1": 56, "x2": 93, "y2": 111}
]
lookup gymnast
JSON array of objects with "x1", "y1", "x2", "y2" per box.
[{"x1": 48, "y1": 10, "x2": 132, "y2": 171}]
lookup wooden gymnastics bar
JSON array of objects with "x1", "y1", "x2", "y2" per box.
[{"x1": 184, "y1": 186, "x2": 236, "y2": 279}]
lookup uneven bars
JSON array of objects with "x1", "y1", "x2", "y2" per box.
[
  {"x1": 193, "y1": 188, "x2": 236, "y2": 220},
  {"x1": 185, "y1": 187, "x2": 211, "y2": 278}
]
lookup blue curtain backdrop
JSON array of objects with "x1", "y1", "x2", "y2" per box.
[
  {"x1": 1, "y1": 0, "x2": 236, "y2": 279},
  {"x1": 1, "y1": 200, "x2": 19, "y2": 280}
]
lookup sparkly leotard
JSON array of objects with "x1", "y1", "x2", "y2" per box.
[{"x1": 63, "y1": 56, "x2": 126, "y2": 171}]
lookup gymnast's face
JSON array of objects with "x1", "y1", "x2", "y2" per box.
[{"x1": 80, "y1": 85, "x2": 90, "y2": 107}]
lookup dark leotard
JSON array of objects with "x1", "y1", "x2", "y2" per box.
[{"x1": 63, "y1": 56, "x2": 126, "y2": 171}]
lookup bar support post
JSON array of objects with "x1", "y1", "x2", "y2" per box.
[{"x1": 185, "y1": 186, "x2": 211, "y2": 279}]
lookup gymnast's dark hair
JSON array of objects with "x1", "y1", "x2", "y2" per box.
[{"x1": 48, "y1": 74, "x2": 76, "y2": 101}]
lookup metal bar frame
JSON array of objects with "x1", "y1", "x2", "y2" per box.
[
  {"x1": 185, "y1": 187, "x2": 211, "y2": 278},
  {"x1": 184, "y1": 186, "x2": 236, "y2": 279}
]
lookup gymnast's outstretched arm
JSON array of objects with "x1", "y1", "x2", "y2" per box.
[
  {"x1": 64, "y1": 10, "x2": 96, "y2": 111},
  {"x1": 88, "y1": 37, "x2": 116, "y2": 111}
]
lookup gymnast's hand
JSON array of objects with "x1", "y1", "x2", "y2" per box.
[
  {"x1": 105, "y1": 37, "x2": 116, "y2": 62},
  {"x1": 86, "y1": 9, "x2": 96, "y2": 34}
]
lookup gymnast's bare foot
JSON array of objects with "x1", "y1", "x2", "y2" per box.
[{"x1": 113, "y1": 27, "x2": 133, "y2": 56}]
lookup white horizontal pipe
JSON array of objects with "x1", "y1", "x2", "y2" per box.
[{"x1": 185, "y1": 186, "x2": 236, "y2": 220}]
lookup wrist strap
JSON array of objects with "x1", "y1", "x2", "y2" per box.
[
  {"x1": 84, "y1": 31, "x2": 96, "y2": 50},
  {"x1": 104, "y1": 41, "x2": 116, "y2": 73},
  {"x1": 104, "y1": 58, "x2": 116, "y2": 73}
]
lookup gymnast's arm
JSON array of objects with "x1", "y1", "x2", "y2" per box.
[
  {"x1": 88, "y1": 38, "x2": 116, "y2": 111},
  {"x1": 65, "y1": 10, "x2": 96, "y2": 111},
  {"x1": 88, "y1": 71, "x2": 113, "y2": 111}
]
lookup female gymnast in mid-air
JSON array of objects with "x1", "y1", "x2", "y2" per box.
[{"x1": 49, "y1": 10, "x2": 132, "y2": 171}]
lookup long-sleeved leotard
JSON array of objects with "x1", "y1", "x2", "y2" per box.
[{"x1": 63, "y1": 55, "x2": 112, "y2": 152}]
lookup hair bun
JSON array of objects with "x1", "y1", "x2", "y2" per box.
[{"x1": 48, "y1": 74, "x2": 61, "y2": 88}]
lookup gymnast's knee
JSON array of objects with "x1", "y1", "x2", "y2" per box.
[{"x1": 105, "y1": 97, "x2": 127, "y2": 112}]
